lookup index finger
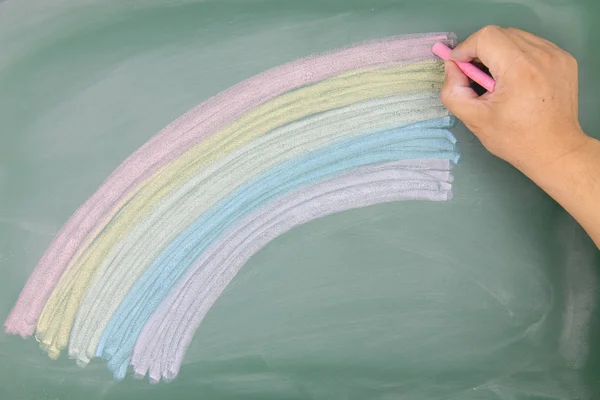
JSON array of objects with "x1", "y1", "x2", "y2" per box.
[{"x1": 450, "y1": 25, "x2": 523, "y2": 79}]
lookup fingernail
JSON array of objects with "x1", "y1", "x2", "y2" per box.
[{"x1": 450, "y1": 49, "x2": 461, "y2": 60}]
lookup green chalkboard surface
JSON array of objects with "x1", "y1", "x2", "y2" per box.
[{"x1": 1, "y1": 0, "x2": 599, "y2": 399}]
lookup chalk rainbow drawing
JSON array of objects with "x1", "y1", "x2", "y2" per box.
[{"x1": 4, "y1": 32, "x2": 460, "y2": 382}]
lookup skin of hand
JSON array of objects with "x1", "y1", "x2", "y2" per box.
[{"x1": 441, "y1": 25, "x2": 600, "y2": 247}]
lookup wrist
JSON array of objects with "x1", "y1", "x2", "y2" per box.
[
  {"x1": 515, "y1": 126, "x2": 590, "y2": 179},
  {"x1": 525, "y1": 133, "x2": 600, "y2": 247},
  {"x1": 521, "y1": 130, "x2": 600, "y2": 202}
]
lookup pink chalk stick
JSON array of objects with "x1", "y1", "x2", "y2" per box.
[{"x1": 432, "y1": 42, "x2": 496, "y2": 93}]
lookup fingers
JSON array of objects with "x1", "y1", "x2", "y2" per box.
[
  {"x1": 440, "y1": 61, "x2": 489, "y2": 123},
  {"x1": 450, "y1": 25, "x2": 524, "y2": 78}
]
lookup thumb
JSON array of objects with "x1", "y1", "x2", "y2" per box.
[{"x1": 440, "y1": 61, "x2": 488, "y2": 123}]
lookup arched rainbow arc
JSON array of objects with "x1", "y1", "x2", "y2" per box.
[{"x1": 4, "y1": 32, "x2": 459, "y2": 382}]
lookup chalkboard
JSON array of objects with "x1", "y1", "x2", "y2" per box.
[{"x1": 1, "y1": 0, "x2": 599, "y2": 399}]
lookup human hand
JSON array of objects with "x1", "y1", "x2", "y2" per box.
[{"x1": 441, "y1": 25, "x2": 589, "y2": 173}]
